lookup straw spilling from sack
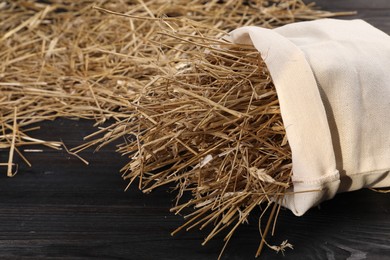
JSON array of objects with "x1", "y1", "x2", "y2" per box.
[
  {"x1": 114, "y1": 33, "x2": 294, "y2": 256},
  {"x1": 0, "y1": 0, "x2": 352, "y2": 257}
]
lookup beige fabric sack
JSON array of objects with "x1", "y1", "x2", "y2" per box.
[{"x1": 228, "y1": 19, "x2": 390, "y2": 216}]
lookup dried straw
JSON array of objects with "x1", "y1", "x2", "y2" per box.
[
  {"x1": 0, "y1": 0, "x2": 352, "y2": 257},
  {"x1": 112, "y1": 34, "x2": 294, "y2": 256}
]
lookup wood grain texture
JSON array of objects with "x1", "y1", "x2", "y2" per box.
[
  {"x1": 1, "y1": 1, "x2": 390, "y2": 259},
  {"x1": 312, "y1": 0, "x2": 390, "y2": 33}
]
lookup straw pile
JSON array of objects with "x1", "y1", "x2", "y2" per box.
[{"x1": 1, "y1": 0, "x2": 349, "y2": 257}]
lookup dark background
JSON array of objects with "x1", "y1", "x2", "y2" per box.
[{"x1": 1, "y1": 1, "x2": 390, "y2": 259}]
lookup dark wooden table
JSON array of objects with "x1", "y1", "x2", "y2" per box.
[{"x1": 1, "y1": 1, "x2": 390, "y2": 259}]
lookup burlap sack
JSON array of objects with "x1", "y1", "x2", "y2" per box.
[{"x1": 228, "y1": 19, "x2": 390, "y2": 216}]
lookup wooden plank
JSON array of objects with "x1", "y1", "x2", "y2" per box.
[
  {"x1": 310, "y1": 0, "x2": 390, "y2": 33},
  {"x1": 312, "y1": 0, "x2": 390, "y2": 10}
]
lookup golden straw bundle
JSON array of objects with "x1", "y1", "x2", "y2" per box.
[
  {"x1": 0, "y1": 0, "x2": 351, "y2": 257},
  {"x1": 105, "y1": 34, "x2": 294, "y2": 255}
]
